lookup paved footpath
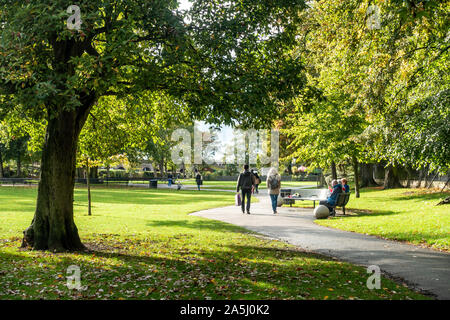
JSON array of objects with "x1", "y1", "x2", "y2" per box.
[{"x1": 191, "y1": 193, "x2": 450, "y2": 299}]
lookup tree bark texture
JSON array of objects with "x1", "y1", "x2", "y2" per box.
[{"x1": 22, "y1": 106, "x2": 93, "y2": 251}]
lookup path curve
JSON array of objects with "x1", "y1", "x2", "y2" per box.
[{"x1": 191, "y1": 193, "x2": 450, "y2": 300}]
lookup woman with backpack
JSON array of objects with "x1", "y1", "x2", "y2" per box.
[{"x1": 266, "y1": 167, "x2": 281, "y2": 214}]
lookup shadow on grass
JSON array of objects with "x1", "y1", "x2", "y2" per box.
[
  {"x1": 337, "y1": 209, "x2": 399, "y2": 218},
  {"x1": 389, "y1": 191, "x2": 450, "y2": 202},
  {"x1": 145, "y1": 219, "x2": 248, "y2": 234},
  {"x1": 0, "y1": 239, "x2": 431, "y2": 300}
]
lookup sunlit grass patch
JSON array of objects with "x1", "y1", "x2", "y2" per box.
[
  {"x1": 0, "y1": 186, "x2": 430, "y2": 300},
  {"x1": 313, "y1": 188, "x2": 450, "y2": 251}
]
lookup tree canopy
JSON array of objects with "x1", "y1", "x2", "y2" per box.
[
  {"x1": 281, "y1": 0, "x2": 449, "y2": 184},
  {"x1": 0, "y1": 0, "x2": 307, "y2": 251}
]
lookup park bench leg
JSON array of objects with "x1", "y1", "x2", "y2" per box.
[{"x1": 313, "y1": 200, "x2": 315, "y2": 208}]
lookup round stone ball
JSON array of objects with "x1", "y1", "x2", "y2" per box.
[{"x1": 314, "y1": 205, "x2": 330, "y2": 219}]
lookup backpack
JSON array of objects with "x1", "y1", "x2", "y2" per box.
[
  {"x1": 240, "y1": 172, "x2": 254, "y2": 190},
  {"x1": 269, "y1": 176, "x2": 279, "y2": 189}
]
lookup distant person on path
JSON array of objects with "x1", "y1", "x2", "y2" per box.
[
  {"x1": 236, "y1": 164, "x2": 256, "y2": 214},
  {"x1": 341, "y1": 178, "x2": 350, "y2": 193},
  {"x1": 266, "y1": 167, "x2": 281, "y2": 214},
  {"x1": 195, "y1": 172, "x2": 203, "y2": 191},
  {"x1": 320, "y1": 179, "x2": 343, "y2": 216},
  {"x1": 168, "y1": 173, "x2": 173, "y2": 187},
  {"x1": 251, "y1": 169, "x2": 261, "y2": 194}
]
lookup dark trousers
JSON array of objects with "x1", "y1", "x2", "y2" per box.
[
  {"x1": 319, "y1": 200, "x2": 333, "y2": 212},
  {"x1": 241, "y1": 189, "x2": 252, "y2": 212},
  {"x1": 270, "y1": 194, "x2": 278, "y2": 212}
]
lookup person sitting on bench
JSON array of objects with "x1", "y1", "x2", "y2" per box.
[
  {"x1": 341, "y1": 178, "x2": 350, "y2": 193},
  {"x1": 320, "y1": 179, "x2": 343, "y2": 216}
]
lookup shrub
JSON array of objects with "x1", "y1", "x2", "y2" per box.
[{"x1": 143, "y1": 171, "x2": 155, "y2": 178}]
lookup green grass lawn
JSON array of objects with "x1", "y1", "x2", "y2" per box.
[
  {"x1": 0, "y1": 186, "x2": 429, "y2": 300},
  {"x1": 301, "y1": 188, "x2": 449, "y2": 252}
]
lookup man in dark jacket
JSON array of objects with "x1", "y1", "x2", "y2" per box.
[
  {"x1": 320, "y1": 180, "x2": 343, "y2": 216},
  {"x1": 195, "y1": 172, "x2": 202, "y2": 191},
  {"x1": 236, "y1": 164, "x2": 256, "y2": 214}
]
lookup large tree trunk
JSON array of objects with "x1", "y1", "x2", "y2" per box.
[
  {"x1": 352, "y1": 156, "x2": 360, "y2": 198},
  {"x1": 383, "y1": 165, "x2": 403, "y2": 189},
  {"x1": 22, "y1": 106, "x2": 93, "y2": 252},
  {"x1": 330, "y1": 161, "x2": 337, "y2": 180},
  {"x1": 360, "y1": 163, "x2": 378, "y2": 187}
]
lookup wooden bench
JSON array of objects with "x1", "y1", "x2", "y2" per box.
[
  {"x1": 331, "y1": 192, "x2": 351, "y2": 216},
  {"x1": 281, "y1": 188, "x2": 329, "y2": 208}
]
